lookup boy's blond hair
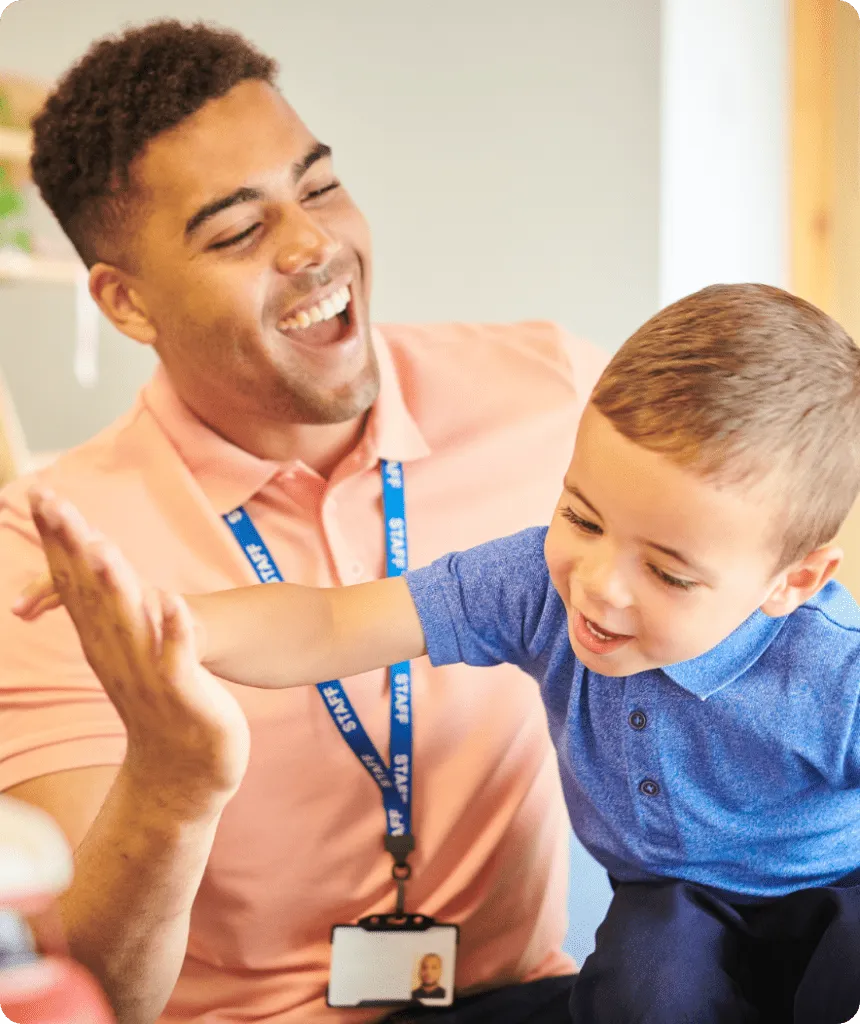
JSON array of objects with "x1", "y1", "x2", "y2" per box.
[{"x1": 592, "y1": 283, "x2": 860, "y2": 568}]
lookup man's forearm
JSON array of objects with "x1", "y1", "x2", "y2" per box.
[{"x1": 59, "y1": 766, "x2": 225, "y2": 1024}]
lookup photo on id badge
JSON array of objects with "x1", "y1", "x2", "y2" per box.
[{"x1": 327, "y1": 921, "x2": 458, "y2": 1008}]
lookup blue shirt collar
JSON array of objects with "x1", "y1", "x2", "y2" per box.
[{"x1": 661, "y1": 609, "x2": 788, "y2": 700}]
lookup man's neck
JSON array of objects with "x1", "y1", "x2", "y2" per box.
[{"x1": 198, "y1": 406, "x2": 368, "y2": 479}]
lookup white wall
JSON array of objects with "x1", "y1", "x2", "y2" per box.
[
  {"x1": 0, "y1": 0, "x2": 661, "y2": 454},
  {"x1": 659, "y1": 0, "x2": 789, "y2": 306}
]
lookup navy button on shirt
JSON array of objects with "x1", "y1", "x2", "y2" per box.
[{"x1": 404, "y1": 527, "x2": 860, "y2": 897}]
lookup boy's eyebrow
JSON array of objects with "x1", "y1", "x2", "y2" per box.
[
  {"x1": 641, "y1": 540, "x2": 710, "y2": 580},
  {"x1": 566, "y1": 481, "x2": 712, "y2": 581},
  {"x1": 565, "y1": 484, "x2": 602, "y2": 519}
]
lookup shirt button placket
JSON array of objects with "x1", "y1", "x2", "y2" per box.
[
  {"x1": 629, "y1": 710, "x2": 647, "y2": 731},
  {"x1": 628, "y1": 709, "x2": 660, "y2": 797},
  {"x1": 623, "y1": 681, "x2": 680, "y2": 856}
]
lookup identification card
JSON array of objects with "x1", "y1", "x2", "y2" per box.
[{"x1": 327, "y1": 913, "x2": 458, "y2": 1009}]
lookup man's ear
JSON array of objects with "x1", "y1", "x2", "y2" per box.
[
  {"x1": 760, "y1": 544, "x2": 843, "y2": 618},
  {"x1": 88, "y1": 264, "x2": 157, "y2": 346}
]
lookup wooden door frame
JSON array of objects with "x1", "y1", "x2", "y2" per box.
[{"x1": 790, "y1": 0, "x2": 836, "y2": 310}]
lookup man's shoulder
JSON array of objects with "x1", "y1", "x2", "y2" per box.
[
  {"x1": 377, "y1": 319, "x2": 607, "y2": 390},
  {"x1": 376, "y1": 321, "x2": 608, "y2": 447},
  {"x1": 0, "y1": 397, "x2": 165, "y2": 542}
]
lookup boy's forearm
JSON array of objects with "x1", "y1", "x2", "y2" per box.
[
  {"x1": 186, "y1": 576, "x2": 428, "y2": 691},
  {"x1": 187, "y1": 582, "x2": 336, "y2": 689}
]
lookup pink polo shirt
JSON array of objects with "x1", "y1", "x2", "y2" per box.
[{"x1": 0, "y1": 321, "x2": 608, "y2": 1023}]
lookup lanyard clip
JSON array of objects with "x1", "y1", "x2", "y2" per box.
[
  {"x1": 384, "y1": 833, "x2": 414, "y2": 875},
  {"x1": 384, "y1": 833, "x2": 414, "y2": 917}
]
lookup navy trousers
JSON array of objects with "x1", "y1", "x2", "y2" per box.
[
  {"x1": 571, "y1": 874, "x2": 860, "y2": 1024},
  {"x1": 383, "y1": 974, "x2": 576, "y2": 1023}
]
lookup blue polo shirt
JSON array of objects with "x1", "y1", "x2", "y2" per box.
[{"x1": 404, "y1": 527, "x2": 860, "y2": 897}]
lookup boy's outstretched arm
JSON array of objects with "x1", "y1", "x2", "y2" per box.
[
  {"x1": 186, "y1": 574, "x2": 426, "y2": 689},
  {"x1": 15, "y1": 489, "x2": 428, "y2": 691}
]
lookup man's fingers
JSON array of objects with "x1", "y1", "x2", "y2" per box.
[
  {"x1": 161, "y1": 592, "x2": 197, "y2": 668},
  {"x1": 29, "y1": 489, "x2": 93, "y2": 555},
  {"x1": 11, "y1": 576, "x2": 61, "y2": 620},
  {"x1": 28, "y1": 490, "x2": 96, "y2": 617}
]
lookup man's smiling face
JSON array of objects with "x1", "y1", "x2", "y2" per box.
[{"x1": 120, "y1": 80, "x2": 378, "y2": 428}]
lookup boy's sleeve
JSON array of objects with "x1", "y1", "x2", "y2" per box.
[{"x1": 404, "y1": 526, "x2": 558, "y2": 672}]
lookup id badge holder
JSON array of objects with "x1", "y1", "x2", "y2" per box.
[{"x1": 327, "y1": 912, "x2": 458, "y2": 1009}]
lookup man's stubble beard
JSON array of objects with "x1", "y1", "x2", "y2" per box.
[{"x1": 255, "y1": 340, "x2": 381, "y2": 425}]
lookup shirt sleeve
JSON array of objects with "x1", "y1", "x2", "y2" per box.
[
  {"x1": 404, "y1": 526, "x2": 559, "y2": 672},
  {"x1": 0, "y1": 491, "x2": 126, "y2": 791}
]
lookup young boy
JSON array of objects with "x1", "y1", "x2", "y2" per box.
[{"x1": 17, "y1": 283, "x2": 860, "y2": 1023}]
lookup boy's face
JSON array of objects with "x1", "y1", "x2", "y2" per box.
[{"x1": 544, "y1": 405, "x2": 794, "y2": 677}]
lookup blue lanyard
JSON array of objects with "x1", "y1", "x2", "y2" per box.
[{"x1": 223, "y1": 461, "x2": 413, "y2": 843}]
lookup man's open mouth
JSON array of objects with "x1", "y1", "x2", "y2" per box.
[{"x1": 277, "y1": 284, "x2": 353, "y2": 346}]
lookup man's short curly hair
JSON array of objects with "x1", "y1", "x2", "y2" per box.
[{"x1": 30, "y1": 19, "x2": 278, "y2": 267}]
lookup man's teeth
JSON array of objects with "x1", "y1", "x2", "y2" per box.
[
  {"x1": 280, "y1": 286, "x2": 350, "y2": 330},
  {"x1": 585, "y1": 618, "x2": 615, "y2": 642}
]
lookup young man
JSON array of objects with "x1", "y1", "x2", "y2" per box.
[
  {"x1": 412, "y1": 954, "x2": 446, "y2": 1002},
  {"x1": 0, "y1": 18, "x2": 607, "y2": 1024},
  {"x1": 18, "y1": 283, "x2": 860, "y2": 1023}
]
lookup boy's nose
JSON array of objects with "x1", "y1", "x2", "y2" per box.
[{"x1": 577, "y1": 557, "x2": 632, "y2": 611}]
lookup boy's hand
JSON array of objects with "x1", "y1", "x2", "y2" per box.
[{"x1": 13, "y1": 489, "x2": 250, "y2": 812}]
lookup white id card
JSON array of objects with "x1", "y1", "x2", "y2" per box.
[{"x1": 327, "y1": 913, "x2": 458, "y2": 1009}]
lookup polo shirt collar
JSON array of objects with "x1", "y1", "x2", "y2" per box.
[
  {"x1": 141, "y1": 327, "x2": 430, "y2": 515},
  {"x1": 661, "y1": 609, "x2": 788, "y2": 699}
]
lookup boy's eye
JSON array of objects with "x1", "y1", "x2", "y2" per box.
[
  {"x1": 560, "y1": 507, "x2": 602, "y2": 535},
  {"x1": 209, "y1": 223, "x2": 262, "y2": 250},
  {"x1": 649, "y1": 565, "x2": 698, "y2": 591}
]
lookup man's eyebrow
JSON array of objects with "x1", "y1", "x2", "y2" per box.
[
  {"x1": 184, "y1": 186, "x2": 263, "y2": 239},
  {"x1": 183, "y1": 142, "x2": 333, "y2": 240},
  {"x1": 293, "y1": 141, "x2": 332, "y2": 183}
]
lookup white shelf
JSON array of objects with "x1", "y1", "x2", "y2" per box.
[
  {"x1": 0, "y1": 126, "x2": 31, "y2": 163},
  {"x1": 0, "y1": 251, "x2": 82, "y2": 283}
]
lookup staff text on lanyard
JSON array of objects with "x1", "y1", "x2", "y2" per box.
[{"x1": 223, "y1": 460, "x2": 414, "y2": 911}]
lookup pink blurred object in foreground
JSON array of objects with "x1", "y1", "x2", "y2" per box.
[{"x1": 0, "y1": 796, "x2": 113, "y2": 1024}]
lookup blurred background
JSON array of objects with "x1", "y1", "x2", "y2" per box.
[{"x1": 0, "y1": 0, "x2": 852, "y2": 966}]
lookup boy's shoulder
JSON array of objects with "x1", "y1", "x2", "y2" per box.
[
  {"x1": 793, "y1": 580, "x2": 860, "y2": 636},
  {"x1": 776, "y1": 580, "x2": 860, "y2": 671}
]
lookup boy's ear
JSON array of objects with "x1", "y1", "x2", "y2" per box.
[{"x1": 760, "y1": 544, "x2": 843, "y2": 618}]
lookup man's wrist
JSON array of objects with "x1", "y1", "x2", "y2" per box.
[{"x1": 116, "y1": 759, "x2": 231, "y2": 830}]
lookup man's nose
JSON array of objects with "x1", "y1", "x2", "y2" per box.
[{"x1": 274, "y1": 205, "x2": 341, "y2": 274}]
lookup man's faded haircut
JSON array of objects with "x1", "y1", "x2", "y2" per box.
[
  {"x1": 592, "y1": 283, "x2": 860, "y2": 568},
  {"x1": 30, "y1": 19, "x2": 278, "y2": 268}
]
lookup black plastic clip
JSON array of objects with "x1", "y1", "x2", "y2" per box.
[{"x1": 383, "y1": 833, "x2": 415, "y2": 917}]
